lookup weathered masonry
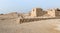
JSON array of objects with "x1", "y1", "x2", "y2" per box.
[
  {"x1": 30, "y1": 8, "x2": 46, "y2": 17},
  {"x1": 47, "y1": 8, "x2": 60, "y2": 17}
]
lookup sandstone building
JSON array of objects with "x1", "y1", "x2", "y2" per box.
[
  {"x1": 30, "y1": 8, "x2": 46, "y2": 17},
  {"x1": 47, "y1": 8, "x2": 60, "y2": 17},
  {"x1": 46, "y1": 9, "x2": 56, "y2": 17},
  {"x1": 30, "y1": 8, "x2": 60, "y2": 17}
]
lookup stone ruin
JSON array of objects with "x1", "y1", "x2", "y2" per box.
[
  {"x1": 16, "y1": 8, "x2": 60, "y2": 24},
  {"x1": 46, "y1": 8, "x2": 60, "y2": 17},
  {"x1": 30, "y1": 8, "x2": 60, "y2": 17},
  {"x1": 30, "y1": 8, "x2": 47, "y2": 17},
  {"x1": 0, "y1": 8, "x2": 60, "y2": 24}
]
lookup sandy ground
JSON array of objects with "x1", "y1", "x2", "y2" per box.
[{"x1": 0, "y1": 19, "x2": 60, "y2": 33}]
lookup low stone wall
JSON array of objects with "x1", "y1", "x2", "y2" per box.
[{"x1": 19, "y1": 17, "x2": 56, "y2": 24}]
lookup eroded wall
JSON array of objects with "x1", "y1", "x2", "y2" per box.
[
  {"x1": 30, "y1": 8, "x2": 46, "y2": 17},
  {"x1": 47, "y1": 9, "x2": 56, "y2": 17}
]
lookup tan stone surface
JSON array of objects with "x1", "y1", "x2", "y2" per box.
[
  {"x1": 47, "y1": 9, "x2": 56, "y2": 17},
  {"x1": 46, "y1": 8, "x2": 60, "y2": 17},
  {"x1": 30, "y1": 8, "x2": 46, "y2": 17}
]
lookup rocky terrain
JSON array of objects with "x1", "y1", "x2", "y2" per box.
[
  {"x1": 0, "y1": 18, "x2": 60, "y2": 33},
  {"x1": 0, "y1": 12, "x2": 60, "y2": 33}
]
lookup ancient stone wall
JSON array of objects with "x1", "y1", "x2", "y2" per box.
[
  {"x1": 30, "y1": 8, "x2": 37, "y2": 17},
  {"x1": 46, "y1": 8, "x2": 60, "y2": 17},
  {"x1": 30, "y1": 8, "x2": 46, "y2": 17},
  {"x1": 19, "y1": 17, "x2": 56, "y2": 24},
  {"x1": 47, "y1": 9, "x2": 56, "y2": 17},
  {"x1": 55, "y1": 8, "x2": 60, "y2": 16}
]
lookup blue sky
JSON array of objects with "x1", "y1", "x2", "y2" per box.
[{"x1": 0, "y1": 0, "x2": 60, "y2": 14}]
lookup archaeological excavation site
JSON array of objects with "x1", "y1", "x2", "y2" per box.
[{"x1": 1, "y1": 8, "x2": 60, "y2": 33}]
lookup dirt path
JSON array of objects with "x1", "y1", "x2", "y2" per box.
[{"x1": 0, "y1": 19, "x2": 60, "y2": 33}]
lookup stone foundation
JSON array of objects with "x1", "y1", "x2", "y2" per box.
[{"x1": 19, "y1": 17, "x2": 56, "y2": 24}]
